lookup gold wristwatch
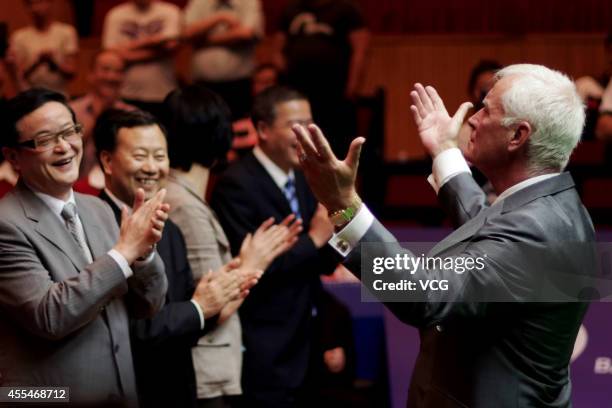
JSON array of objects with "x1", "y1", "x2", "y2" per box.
[{"x1": 329, "y1": 197, "x2": 363, "y2": 228}]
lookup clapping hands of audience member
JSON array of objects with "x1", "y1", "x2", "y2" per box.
[
  {"x1": 192, "y1": 258, "x2": 243, "y2": 319},
  {"x1": 308, "y1": 204, "x2": 334, "y2": 248},
  {"x1": 409, "y1": 83, "x2": 472, "y2": 158},
  {"x1": 239, "y1": 215, "x2": 303, "y2": 270},
  {"x1": 113, "y1": 188, "x2": 170, "y2": 264}
]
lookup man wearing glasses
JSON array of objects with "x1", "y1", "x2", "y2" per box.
[{"x1": 0, "y1": 88, "x2": 169, "y2": 408}]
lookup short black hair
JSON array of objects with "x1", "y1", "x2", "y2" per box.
[
  {"x1": 162, "y1": 85, "x2": 232, "y2": 171},
  {"x1": 1, "y1": 88, "x2": 76, "y2": 148},
  {"x1": 93, "y1": 108, "x2": 164, "y2": 163},
  {"x1": 251, "y1": 85, "x2": 306, "y2": 126},
  {"x1": 467, "y1": 60, "x2": 502, "y2": 95}
]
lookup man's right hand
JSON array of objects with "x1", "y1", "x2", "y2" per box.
[
  {"x1": 409, "y1": 83, "x2": 472, "y2": 158},
  {"x1": 308, "y1": 204, "x2": 334, "y2": 248},
  {"x1": 113, "y1": 188, "x2": 170, "y2": 264}
]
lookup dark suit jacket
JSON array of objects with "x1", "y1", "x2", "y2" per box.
[
  {"x1": 345, "y1": 173, "x2": 595, "y2": 407},
  {"x1": 211, "y1": 151, "x2": 338, "y2": 400},
  {"x1": 100, "y1": 191, "x2": 205, "y2": 408},
  {"x1": 0, "y1": 182, "x2": 167, "y2": 408}
]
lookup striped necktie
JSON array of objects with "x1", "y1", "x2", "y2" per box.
[
  {"x1": 61, "y1": 202, "x2": 94, "y2": 263},
  {"x1": 282, "y1": 177, "x2": 302, "y2": 220}
]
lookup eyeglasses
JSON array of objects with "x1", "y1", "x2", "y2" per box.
[{"x1": 16, "y1": 124, "x2": 83, "y2": 152}]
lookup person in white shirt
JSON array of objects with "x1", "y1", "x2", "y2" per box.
[
  {"x1": 9, "y1": 0, "x2": 78, "y2": 94},
  {"x1": 102, "y1": 0, "x2": 181, "y2": 119}
]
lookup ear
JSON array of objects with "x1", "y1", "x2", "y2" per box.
[
  {"x1": 2, "y1": 147, "x2": 21, "y2": 172},
  {"x1": 99, "y1": 151, "x2": 113, "y2": 176},
  {"x1": 508, "y1": 121, "x2": 532, "y2": 153},
  {"x1": 256, "y1": 121, "x2": 270, "y2": 142}
]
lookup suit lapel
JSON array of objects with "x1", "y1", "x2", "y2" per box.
[
  {"x1": 246, "y1": 153, "x2": 294, "y2": 218},
  {"x1": 16, "y1": 183, "x2": 88, "y2": 271},
  {"x1": 76, "y1": 194, "x2": 107, "y2": 259}
]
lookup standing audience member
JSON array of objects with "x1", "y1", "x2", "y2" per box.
[
  {"x1": 212, "y1": 86, "x2": 338, "y2": 408},
  {"x1": 102, "y1": 0, "x2": 181, "y2": 119},
  {"x1": 93, "y1": 108, "x2": 263, "y2": 408},
  {"x1": 70, "y1": 50, "x2": 135, "y2": 191},
  {"x1": 9, "y1": 0, "x2": 78, "y2": 94},
  {"x1": 162, "y1": 84, "x2": 302, "y2": 408},
  {"x1": 183, "y1": 0, "x2": 264, "y2": 119},
  {"x1": 0, "y1": 88, "x2": 168, "y2": 407},
  {"x1": 274, "y1": 0, "x2": 369, "y2": 155}
]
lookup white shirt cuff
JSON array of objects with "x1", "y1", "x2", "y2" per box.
[
  {"x1": 428, "y1": 148, "x2": 471, "y2": 193},
  {"x1": 329, "y1": 205, "x2": 374, "y2": 257},
  {"x1": 133, "y1": 249, "x2": 156, "y2": 268},
  {"x1": 190, "y1": 300, "x2": 205, "y2": 330},
  {"x1": 108, "y1": 249, "x2": 133, "y2": 278}
]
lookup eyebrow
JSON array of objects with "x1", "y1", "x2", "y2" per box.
[{"x1": 32, "y1": 123, "x2": 74, "y2": 138}]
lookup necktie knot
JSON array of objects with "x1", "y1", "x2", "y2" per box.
[{"x1": 61, "y1": 202, "x2": 77, "y2": 221}]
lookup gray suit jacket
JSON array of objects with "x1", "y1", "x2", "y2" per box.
[
  {"x1": 345, "y1": 173, "x2": 596, "y2": 407},
  {"x1": 0, "y1": 182, "x2": 167, "y2": 407}
]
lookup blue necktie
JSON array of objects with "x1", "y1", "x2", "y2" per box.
[{"x1": 283, "y1": 177, "x2": 302, "y2": 220}]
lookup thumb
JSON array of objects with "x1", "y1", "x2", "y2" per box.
[
  {"x1": 120, "y1": 204, "x2": 129, "y2": 227},
  {"x1": 345, "y1": 137, "x2": 366, "y2": 170},
  {"x1": 452, "y1": 102, "x2": 473, "y2": 125},
  {"x1": 132, "y1": 188, "x2": 145, "y2": 212}
]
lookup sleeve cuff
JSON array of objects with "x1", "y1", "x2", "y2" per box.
[
  {"x1": 108, "y1": 249, "x2": 133, "y2": 278},
  {"x1": 190, "y1": 300, "x2": 205, "y2": 330},
  {"x1": 134, "y1": 248, "x2": 156, "y2": 268},
  {"x1": 429, "y1": 148, "x2": 471, "y2": 193},
  {"x1": 329, "y1": 204, "x2": 374, "y2": 257}
]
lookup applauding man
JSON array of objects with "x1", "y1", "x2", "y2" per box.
[
  {"x1": 0, "y1": 89, "x2": 168, "y2": 407},
  {"x1": 293, "y1": 64, "x2": 596, "y2": 407}
]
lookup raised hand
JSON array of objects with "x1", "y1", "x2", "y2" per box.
[
  {"x1": 292, "y1": 124, "x2": 365, "y2": 213},
  {"x1": 113, "y1": 188, "x2": 170, "y2": 264},
  {"x1": 409, "y1": 83, "x2": 472, "y2": 158},
  {"x1": 192, "y1": 259, "x2": 242, "y2": 319},
  {"x1": 239, "y1": 215, "x2": 303, "y2": 270}
]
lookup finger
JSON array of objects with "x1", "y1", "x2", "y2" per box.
[
  {"x1": 280, "y1": 214, "x2": 296, "y2": 227},
  {"x1": 292, "y1": 123, "x2": 318, "y2": 157},
  {"x1": 452, "y1": 101, "x2": 474, "y2": 125},
  {"x1": 410, "y1": 105, "x2": 422, "y2": 127},
  {"x1": 345, "y1": 137, "x2": 366, "y2": 171},
  {"x1": 257, "y1": 217, "x2": 275, "y2": 232},
  {"x1": 151, "y1": 217, "x2": 165, "y2": 231},
  {"x1": 415, "y1": 83, "x2": 434, "y2": 111},
  {"x1": 410, "y1": 89, "x2": 427, "y2": 119},
  {"x1": 132, "y1": 188, "x2": 145, "y2": 212},
  {"x1": 307, "y1": 124, "x2": 335, "y2": 161},
  {"x1": 120, "y1": 204, "x2": 129, "y2": 227},
  {"x1": 154, "y1": 209, "x2": 168, "y2": 221},
  {"x1": 425, "y1": 85, "x2": 447, "y2": 113}
]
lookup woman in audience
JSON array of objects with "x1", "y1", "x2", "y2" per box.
[{"x1": 162, "y1": 84, "x2": 301, "y2": 408}]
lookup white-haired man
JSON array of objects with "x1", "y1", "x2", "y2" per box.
[{"x1": 293, "y1": 64, "x2": 597, "y2": 407}]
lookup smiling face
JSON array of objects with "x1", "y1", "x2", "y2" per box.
[
  {"x1": 101, "y1": 125, "x2": 169, "y2": 205},
  {"x1": 6, "y1": 101, "x2": 82, "y2": 200},
  {"x1": 464, "y1": 76, "x2": 516, "y2": 173},
  {"x1": 258, "y1": 99, "x2": 312, "y2": 173}
]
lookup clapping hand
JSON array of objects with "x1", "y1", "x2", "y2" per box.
[
  {"x1": 292, "y1": 124, "x2": 365, "y2": 213},
  {"x1": 409, "y1": 83, "x2": 472, "y2": 158}
]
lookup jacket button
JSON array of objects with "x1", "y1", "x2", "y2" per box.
[
  {"x1": 114, "y1": 344, "x2": 120, "y2": 353},
  {"x1": 435, "y1": 324, "x2": 444, "y2": 332}
]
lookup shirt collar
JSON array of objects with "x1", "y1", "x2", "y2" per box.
[
  {"x1": 493, "y1": 173, "x2": 560, "y2": 205},
  {"x1": 32, "y1": 187, "x2": 76, "y2": 219},
  {"x1": 253, "y1": 146, "x2": 295, "y2": 190}
]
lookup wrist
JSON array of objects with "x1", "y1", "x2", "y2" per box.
[
  {"x1": 328, "y1": 195, "x2": 363, "y2": 228},
  {"x1": 431, "y1": 141, "x2": 459, "y2": 158},
  {"x1": 113, "y1": 243, "x2": 138, "y2": 265}
]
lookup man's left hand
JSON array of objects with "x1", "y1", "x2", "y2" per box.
[{"x1": 292, "y1": 124, "x2": 365, "y2": 213}]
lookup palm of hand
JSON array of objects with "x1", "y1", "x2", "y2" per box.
[{"x1": 418, "y1": 110, "x2": 457, "y2": 154}]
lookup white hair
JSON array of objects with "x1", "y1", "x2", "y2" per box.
[{"x1": 495, "y1": 64, "x2": 585, "y2": 173}]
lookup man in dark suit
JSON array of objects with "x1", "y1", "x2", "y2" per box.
[
  {"x1": 0, "y1": 89, "x2": 168, "y2": 407},
  {"x1": 293, "y1": 64, "x2": 597, "y2": 407},
  {"x1": 211, "y1": 86, "x2": 339, "y2": 407},
  {"x1": 93, "y1": 108, "x2": 251, "y2": 408}
]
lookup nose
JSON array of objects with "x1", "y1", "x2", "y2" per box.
[
  {"x1": 141, "y1": 156, "x2": 158, "y2": 174},
  {"x1": 53, "y1": 136, "x2": 71, "y2": 152},
  {"x1": 467, "y1": 109, "x2": 481, "y2": 129}
]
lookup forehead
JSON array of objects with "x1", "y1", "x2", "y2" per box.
[
  {"x1": 483, "y1": 76, "x2": 513, "y2": 108},
  {"x1": 273, "y1": 99, "x2": 311, "y2": 121},
  {"x1": 116, "y1": 125, "x2": 167, "y2": 149},
  {"x1": 16, "y1": 101, "x2": 73, "y2": 138}
]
